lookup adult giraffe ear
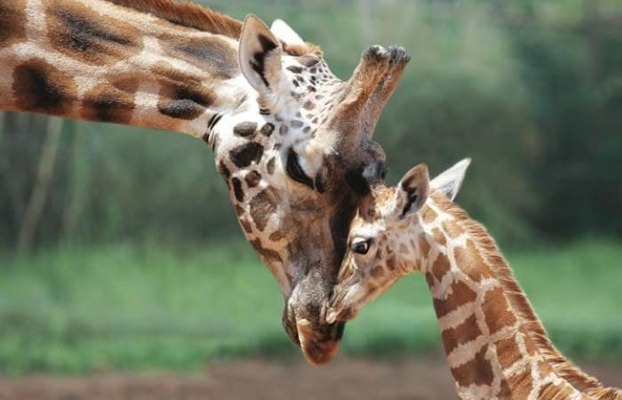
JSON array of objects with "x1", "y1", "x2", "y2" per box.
[
  {"x1": 396, "y1": 163, "x2": 430, "y2": 218},
  {"x1": 430, "y1": 158, "x2": 471, "y2": 201},
  {"x1": 270, "y1": 19, "x2": 305, "y2": 45},
  {"x1": 239, "y1": 15, "x2": 284, "y2": 97}
]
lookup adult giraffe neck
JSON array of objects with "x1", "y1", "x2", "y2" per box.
[{"x1": 0, "y1": 0, "x2": 255, "y2": 137}]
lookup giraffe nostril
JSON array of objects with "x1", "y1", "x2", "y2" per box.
[{"x1": 328, "y1": 287, "x2": 335, "y2": 304}]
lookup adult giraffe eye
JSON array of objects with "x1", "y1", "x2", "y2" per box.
[
  {"x1": 286, "y1": 149, "x2": 314, "y2": 188},
  {"x1": 351, "y1": 238, "x2": 372, "y2": 255}
]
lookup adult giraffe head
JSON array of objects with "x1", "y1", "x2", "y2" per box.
[
  {"x1": 215, "y1": 16, "x2": 410, "y2": 364},
  {"x1": 0, "y1": 0, "x2": 410, "y2": 364}
]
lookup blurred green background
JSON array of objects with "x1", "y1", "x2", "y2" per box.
[{"x1": 0, "y1": 0, "x2": 621, "y2": 375}]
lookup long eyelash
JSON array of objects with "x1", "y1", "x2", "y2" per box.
[{"x1": 286, "y1": 149, "x2": 314, "y2": 189}]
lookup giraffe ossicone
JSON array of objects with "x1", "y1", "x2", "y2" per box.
[
  {"x1": 327, "y1": 159, "x2": 622, "y2": 398},
  {"x1": 0, "y1": 0, "x2": 410, "y2": 365}
]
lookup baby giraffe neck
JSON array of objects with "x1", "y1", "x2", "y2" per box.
[{"x1": 415, "y1": 199, "x2": 592, "y2": 399}]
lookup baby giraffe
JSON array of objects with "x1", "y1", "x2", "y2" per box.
[{"x1": 326, "y1": 159, "x2": 621, "y2": 400}]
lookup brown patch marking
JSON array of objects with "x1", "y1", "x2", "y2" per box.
[
  {"x1": 81, "y1": 82, "x2": 136, "y2": 124},
  {"x1": 0, "y1": 0, "x2": 26, "y2": 47},
  {"x1": 249, "y1": 190, "x2": 277, "y2": 232},
  {"x1": 431, "y1": 227, "x2": 447, "y2": 246},
  {"x1": 250, "y1": 238, "x2": 283, "y2": 264},
  {"x1": 233, "y1": 121, "x2": 258, "y2": 138},
  {"x1": 266, "y1": 157, "x2": 276, "y2": 175},
  {"x1": 159, "y1": 34, "x2": 238, "y2": 80},
  {"x1": 450, "y1": 346, "x2": 494, "y2": 387},
  {"x1": 506, "y1": 367, "x2": 533, "y2": 397},
  {"x1": 418, "y1": 237, "x2": 431, "y2": 259},
  {"x1": 453, "y1": 240, "x2": 494, "y2": 282},
  {"x1": 430, "y1": 252, "x2": 451, "y2": 280},
  {"x1": 481, "y1": 287, "x2": 517, "y2": 335},
  {"x1": 421, "y1": 207, "x2": 437, "y2": 224},
  {"x1": 244, "y1": 170, "x2": 261, "y2": 188},
  {"x1": 13, "y1": 59, "x2": 76, "y2": 115},
  {"x1": 494, "y1": 336, "x2": 522, "y2": 370},
  {"x1": 432, "y1": 280, "x2": 477, "y2": 318},
  {"x1": 157, "y1": 80, "x2": 215, "y2": 120},
  {"x1": 441, "y1": 314, "x2": 482, "y2": 355},
  {"x1": 442, "y1": 219, "x2": 464, "y2": 238},
  {"x1": 46, "y1": 0, "x2": 140, "y2": 65}
]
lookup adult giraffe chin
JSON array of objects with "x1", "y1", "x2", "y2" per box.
[{"x1": 0, "y1": 0, "x2": 410, "y2": 364}]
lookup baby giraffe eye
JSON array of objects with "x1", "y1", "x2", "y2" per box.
[{"x1": 351, "y1": 238, "x2": 372, "y2": 255}]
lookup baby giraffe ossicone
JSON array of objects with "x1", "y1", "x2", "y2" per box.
[{"x1": 326, "y1": 159, "x2": 621, "y2": 400}]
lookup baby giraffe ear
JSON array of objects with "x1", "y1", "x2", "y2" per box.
[
  {"x1": 430, "y1": 158, "x2": 471, "y2": 201},
  {"x1": 397, "y1": 163, "x2": 430, "y2": 218},
  {"x1": 239, "y1": 15, "x2": 284, "y2": 96},
  {"x1": 270, "y1": 19, "x2": 305, "y2": 45}
]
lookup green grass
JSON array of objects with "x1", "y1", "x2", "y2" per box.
[{"x1": 0, "y1": 238, "x2": 621, "y2": 375}]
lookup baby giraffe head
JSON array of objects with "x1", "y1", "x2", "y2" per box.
[{"x1": 326, "y1": 159, "x2": 471, "y2": 323}]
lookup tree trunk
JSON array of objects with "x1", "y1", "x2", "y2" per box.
[{"x1": 17, "y1": 117, "x2": 63, "y2": 252}]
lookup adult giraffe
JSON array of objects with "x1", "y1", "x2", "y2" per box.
[
  {"x1": 0, "y1": 0, "x2": 410, "y2": 364},
  {"x1": 327, "y1": 160, "x2": 622, "y2": 398}
]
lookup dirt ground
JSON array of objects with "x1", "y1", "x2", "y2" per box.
[{"x1": 0, "y1": 357, "x2": 620, "y2": 400}]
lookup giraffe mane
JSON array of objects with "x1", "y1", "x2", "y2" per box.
[
  {"x1": 103, "y1": 0, "x2": 323, "y2": 57},
  {"x1": 433, "y1": 193, "x2": 622, "y2": 399}
]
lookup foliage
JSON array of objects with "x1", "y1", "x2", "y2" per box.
[{"x1": 2, "y1": 1, "x2": 621, "y2": 250}]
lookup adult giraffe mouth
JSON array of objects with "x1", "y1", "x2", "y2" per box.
[{"x1": 282, "y1": 302, "x2": 345, "y2": 365}]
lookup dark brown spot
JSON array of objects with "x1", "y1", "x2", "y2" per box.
[
  {"x1": 47, "y1": 1, "x2": 139, "y2": 65},
  {"x1": 450, "y1": 346, "x2": 494, "y2": 387},
  {"x1": 266, "y1": 157, "x2": 276, "y2": 175},
  {"x1": 249, "y1": 190, "x2": 277, "y2": 231},
  {"x1": 231, "y1": 177, "x2": 244, "y2": 202},
  {"x1": 239, "y1": 217, "x2": 253, "y2": 234},
  {"x1": 0, "y1": 0, "x2": 26, "y2": 46},
  {"x1": 260, "y1": 123, "x2": 275, "y2": 137},
  {"x1": 286, "y1": 65, "x2": 303, "y2": 74},
  {"x1": 269, "y1": 231, "x2": 286, "y2": 242},
  {"x1": 233, "y1": 121, "x2": 258, "y2": 138},
  {"x1": 432, "y1": 280, "x2": 477, "y2": 318},
  {"x1": 161, "y1": 35, "x2": 237, "y2": 79},
  {"x1": 82, "y1": 82, "x2": 136, "y2": 124},
  {"x1": 13, "y1": 59, "x2": 76, "y2": 115},
  {"x1": 158, "y1": 81, "x2": 215, "y2": 120},
  {"x1": 218, "y1": 162, "x2": 231, "y2": 181},
  {"x1": 245, "y1": 170, "x2": 261, "y2": 188},
  {"x1": 279, "y1": 125, "x2": 288, "y2": 135},
  {"x1": 229, "y1": 142, "x2": 264, "y2": 168},
  {"x1": 296, "y1": 55, "x2": 320, "y2": 67},
  {"x1": 482, "y1": 287, "x2": 516, "y2": 335},
  {"x1": 441, "y1": 314, "x2": 482, "y2": 354},
  {"x1": 234, "y1": 205, "x2": 245, "y2": 216}
]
